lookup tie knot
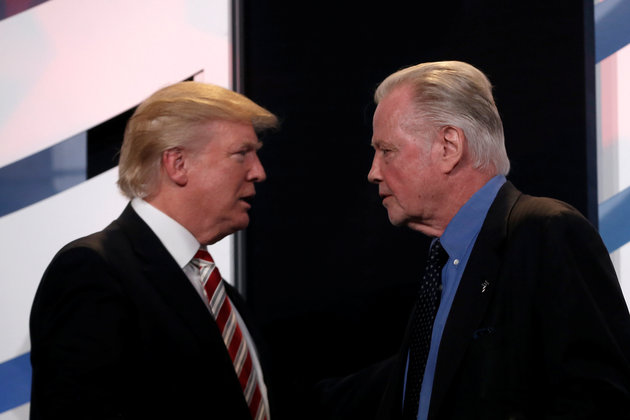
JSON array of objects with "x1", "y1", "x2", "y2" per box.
[
  {"x1": 430, "y1": 239, "x2": 449, "y2": 268},
  {"x1": 194, "y1": 248, "x2": 214, "y2": 263}
]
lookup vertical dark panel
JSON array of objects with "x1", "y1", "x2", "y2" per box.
[
  {"x1": 239, "y1": 1, "x2": 595, "y2": 417},
  {"x1": 583, "y1": 0, "x2": 599, "y2": 225},
  {"x1": 240, "y1": 5, "x2": 432, "y2": 417},
  {"x1": 232, "y1": 0, "x2": 249, "y2": 296}
]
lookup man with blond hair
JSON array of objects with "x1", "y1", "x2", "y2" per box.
[
  {"x1": 368, "y1": 61, "x2": 630, "y2": 419},
  {"x1": 30, "y1": 81, "x2": 277, "y2": 420}
]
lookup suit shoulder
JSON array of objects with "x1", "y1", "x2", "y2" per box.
[
  {"x1": 54, "y1": 218, "x2": 129, "y2": 260},
  {"x1": 39, "y1": 217, "x2": 133, "y2": 292},
  {"x1": 511, "y1": 193, "x2": 582, "y2": 218},
  {"x1": 508, "y1": 194, "x2": 593, "y2": 233},
  {"x1": 32, "y1": 219, "x2": 133, "y2": 326}
]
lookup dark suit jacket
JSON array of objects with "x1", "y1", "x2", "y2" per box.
[
  {"x1": 377, "y1": 182, "x2": 630, "y2": 420},
  {"x1": 30, "y1": 204, "x2": 266, "y2": 420}
]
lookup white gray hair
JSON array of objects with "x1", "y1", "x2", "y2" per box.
[{"x1": 375, "y1": 61, "x2": 510, "y2": 175}]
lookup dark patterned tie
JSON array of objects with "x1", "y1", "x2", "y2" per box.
[{"x1": 402, "y1": 239, "x2": 449, "y2": 420}]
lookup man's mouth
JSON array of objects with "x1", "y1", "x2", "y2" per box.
[{"x1": 240, "y1": 195, "x2": 255, "y2": 206}]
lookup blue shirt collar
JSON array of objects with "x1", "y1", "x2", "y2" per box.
[{"x1": 439, "y1": 175, "x2": 506, "y2": 262}]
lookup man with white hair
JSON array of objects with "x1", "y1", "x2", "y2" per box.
[{"x1": 368, "y1": 61, "x2": 630, "y2": 419}]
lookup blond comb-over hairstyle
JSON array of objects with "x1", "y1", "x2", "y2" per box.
[{"x1": 117, "y1": 81, "x2": 278, "y2": 199}]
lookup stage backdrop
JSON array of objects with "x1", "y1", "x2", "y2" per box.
[
  {"x1": 0, "y1": 1, "x2": 231, "y2": 417},
  {"x1": 595, "y1": 0, "x2": 630, "y2": 298},
  {"x1": 238, "y1": 1, "x2": 630, "y2": 418}
]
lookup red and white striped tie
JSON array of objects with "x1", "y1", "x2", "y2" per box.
[{"x1": 192, "y1": 249, "x2": 268, "y2": 420}]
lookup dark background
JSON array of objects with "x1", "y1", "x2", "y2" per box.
[{"x1": 237, "y1": 1, "x2": 596, "y2": 417}]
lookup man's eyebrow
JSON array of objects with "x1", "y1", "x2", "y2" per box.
[
  {"x1": 371, "y1": 139, "x2": 390, "y2": 149},
  {"x1": 240, "y1": 140, "x2": 263, "y2": 150}
]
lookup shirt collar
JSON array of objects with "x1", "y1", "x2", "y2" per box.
[
  {"x1": 439, "y1": 175, "x2": 506, "y2": 261},
  {"x1": 131, "y1": 197, "x2": 201, "y2": 268}
]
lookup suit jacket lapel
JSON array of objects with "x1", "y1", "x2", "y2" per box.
[
  {"x1": 114, "y1": 204, "x2": 227, "y2": 353},
  {"x1": 428, "y1": 182, "x2": 522, "y2": 418}
]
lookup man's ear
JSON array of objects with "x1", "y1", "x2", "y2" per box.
[
  {"x1": 162, "y1": 148, "x2": 188, "y2": 186},
  {"x1": 438, "y1": 126, "x2": 465, "y2": 173}
]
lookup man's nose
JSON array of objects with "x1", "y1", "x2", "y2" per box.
[
  {"x1": 367, "y1": 157, "x2": 381, "y2": 184},
  {"x1": 250, "y1": 155, "x2": 267, "y2": 182}
]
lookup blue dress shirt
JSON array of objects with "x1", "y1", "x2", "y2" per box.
[{"x1": 405, "y1": 175, "x2": 506, "y2": 420}]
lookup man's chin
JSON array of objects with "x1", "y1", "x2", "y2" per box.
[
  {"x1": 233, "y1": 214, "x2": 250, "y2": 231},
  {"x1": 205, "y1": 216, "x2": 250, "y2": 245},
  {"x1": 387, "y1": 214, "x2": 405, "y2": 227}
]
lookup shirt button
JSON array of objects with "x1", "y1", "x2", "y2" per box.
[{"x1": 453, "y1": 259, "x2": 460, "y2": 266}]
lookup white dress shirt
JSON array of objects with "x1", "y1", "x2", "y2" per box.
[{"x1": 130, "y1": 198, "x2": 269, "y2": 415}]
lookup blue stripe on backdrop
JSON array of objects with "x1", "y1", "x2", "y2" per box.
[
  {"x1": 0, "y1": 133, "x2": 86, "y2": 218},
  {"x1": 0, "y1": 353, "x2": 31, "y2": 414},
  {"x1": 595, "y1": 0, "x2": 630, "y2": 63},
  {"x1": 599, "y1": 186, "x2": 630, "y2": 253}
]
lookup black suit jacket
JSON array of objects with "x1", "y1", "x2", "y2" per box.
[
  {"x1": 377, "y1": 182, "x2": 630, "y2": 419},
  {"x1": 30, "y1": 204, "x2": 266, "y2": 420}
]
